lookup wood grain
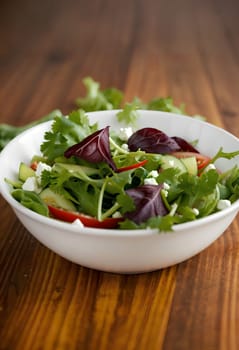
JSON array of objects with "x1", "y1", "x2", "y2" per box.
[{"x1": 0, "y1": 0, "x2": 239, "y2": 349}]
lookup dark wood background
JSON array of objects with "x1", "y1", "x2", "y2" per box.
[{"x1": 0, "y1": 0, "x2": 239, "y2": 349}]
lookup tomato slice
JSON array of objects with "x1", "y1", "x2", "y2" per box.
[
  {"x1": 117, "y1": 159, "x2": 148, "y2": 173},
  {"x1": 171, "y1": 151, "x2": 211, "y2": 170},
  {"x1": 30, "y1": 161, "x2": 38, "y2": 171},
  {"x1": 48, "y1": 205, "x2": 122, "y2": 228}
]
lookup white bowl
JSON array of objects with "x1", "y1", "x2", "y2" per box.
[{"x1": 0, "y1": 110, "x2": 239, "y2": 274}]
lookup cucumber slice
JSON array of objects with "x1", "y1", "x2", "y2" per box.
[
  {"x1": 54, "y1": 163, "x2": 99, "y2": 176},
  {"x1": 180, "y1": 157, "x2": 198, "y2": 176},
  {"x1": 161, "y1": 155, "x2": 187, "y2": 174},
  {"x1": 39, "y1": 188, "x2": 76, "y2": 211},
  {"x1": 19, "y1": 162, "x2": 35, "y2": 181}
]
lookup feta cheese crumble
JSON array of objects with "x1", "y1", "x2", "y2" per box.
[
  {"x1": 35, "y1": 162, "x2": 52, "y2": 182},
  {"x1": 118, "y1": 127, "x2": 133, "y2": 141},
  {"x1": 112, "y1": 211, "x2": 123, "y2": 218},
  {"x1": 163, "y1": 182, "x2": 170, "y2": 190},
  {"x1": 148, "y1": 170, "x2": 159, "y2": 178},
  {"x1": 217, "y1": 199, "x2": 231, "y2": 211},
  {"x1": 72, "y1": 218, "x2": 84, "y2": 227},
  {"x1": 192, "y1": 208, "x2": 199, "y2": 216},
  {"x1": 121, "y1": 143, "x2": 129, "y2": 152},
  {"x1": 144, "y1": 177, "x2": 158, "y2": 185},
  {"x1": 204, "y1": 164, "x2": 216, "y2": 172},
  {"x1": 161, "y1": 189, "x2": 168, "y2": 197},
  {"x1": 22, "y1": 176, "x2": 41, "y2": 193}
]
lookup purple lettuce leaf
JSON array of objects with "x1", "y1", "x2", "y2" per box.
[
  {"x1": 127, "y1": 128, "x2": 181, "y2": 154},
  {"x1": 127, "y1": 127, "x2": 199, "y2": 154},
  {"x1": 124, "y1": 184, "x2": 168, "y2": 224},
  {"x1": 172, "y1": 136, "x2": 199, "y2": 153},
  {"x1": 64, "y1": 126, "x2": 117, "y2": 171}
]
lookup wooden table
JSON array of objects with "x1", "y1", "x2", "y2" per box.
[{"x1": 0, "y1": 0, "x2": 239, "y2": 349}]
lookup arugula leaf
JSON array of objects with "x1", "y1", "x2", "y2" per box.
[
  {"x1": 65, "y1": 178, "x2": 101, "y2": 217},
  {"x1": 75, "y1": 77, "x2": 123, "y2": 111},
  {"x1": 211, "y1": 147, "x2": 239, "y2": 163}
]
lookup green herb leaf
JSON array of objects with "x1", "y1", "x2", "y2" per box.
[
  {"x1": 12, "y1": 189, "x2": 49, "y2": 216},
  {"x1": 220, "y1": 165, "x2": 239, "y2": 202},
  {"x1": 147, "y1": 97, "x2": 185, "y2": 114},
  {"x1": 211, "y1": 147, "x2": 239, "y2": 163},
  {"x1": 64, "y1": 178, "x2": 101, "y2": 217},
  {"x1": 75, "y1": 77, "x2": 123, "y2": 111},
  {"x1": 41, "y1": 109, "x2": 97, "y2": 162},
  {"x1": 0, "y1": 109, "x2": 62, "y2": 151},
  {"x1": 116, "y1": 98, "x2": 144, "y2": 126},
  {"x1": 116, "y1": 192, "x2": 135, "y2": 213}
]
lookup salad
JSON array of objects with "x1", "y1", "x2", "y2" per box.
[{"x1": 7, "y1": 109, "x2": 239, "y2": 231}]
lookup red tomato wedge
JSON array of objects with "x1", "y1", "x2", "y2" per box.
[
  {"x1": 117, "y1": 159, "x2": 148, "y2": 173},
  {"x1": 171, "y1": 151, "x2": 211, "y2": 170},
  {"x1": 48, "y1": 205, "x2": 122, "y2": 228}
]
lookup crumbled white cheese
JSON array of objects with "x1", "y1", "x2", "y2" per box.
[
  {"x1": 148, "y1": 170, "x2": 159, "y2": 178},
  {"x1": 144, "y1": 177, "x2": 158, "y2": 185},
  {"x1": 217, "y1": 199, "x2": 231, "y2": 211},
  {"x1": 22, "y1": 176, "x2": 41, "y2": 193},
  {"x1": 169, "y1": 203, "x2": 178, "y2": 216},
  {"x1": 204, "y1": 163, "x2": 216, "y2": 172},
  {"x1": 118, "y1": 127, "x2": 133, "y2": 141},
  {"x1": 163, "y1": 182, "x2": 170, "y2": 190},
  {"x1": 169, "y1": 160, "x2": 175, "y2": 167},
  {"x1": 72, "y1": 218, "x2": 84, "y2": 227},
  {"x1": 161, "y1": 189, "x2": 168, "y2": 197},
  {"x1": 121, "y1": 143, "x2": 129, "y2": 152},
  {"x1": 35, "y1": 162, "x2": 52, "y2": 183},
  {"x1": 112, "y1": 211, "x2": 123, "y2": 218},
  {"x1": 192, "y1": 208, "x2": 199, "y2": 216}
]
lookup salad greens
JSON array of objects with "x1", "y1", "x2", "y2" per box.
[
  {"x1": 0, "y1": 76, "x2": 204, "y2": 151},
  {"x1": 75, "y1": 77, "x2": 124, "y2": 111},
  {"x1": 0, "y1": 110, "x2": 63, "y2": 152},
  {"x1": 8, "y1": 110, "x2": 239, "y2": 231}
]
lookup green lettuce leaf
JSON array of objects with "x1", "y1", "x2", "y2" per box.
[
  {"x1": 12, "y1": 189, "x2": 49, "y2": 216},
  {"x1": 75, "y1": 77, "x2": 123, "y2": 111},
  {"x1": 0, "y1": 110, "x2": 62, "y2": 152}
]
